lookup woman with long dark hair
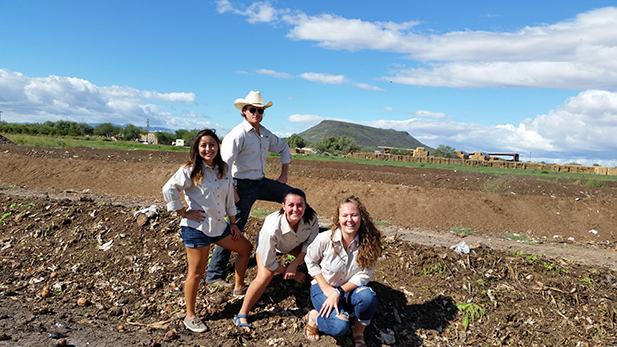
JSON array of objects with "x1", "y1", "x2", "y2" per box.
[
  {"x1": 162, "y1": 129, "x2": 252, "y2": 333},
  {"x1": 234, "y1": 188, "x2": 319, "y2": 331}
]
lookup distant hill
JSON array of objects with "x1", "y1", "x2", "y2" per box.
[{"x1": 298, "y1": 120, "x2": 430, "y2": 150}]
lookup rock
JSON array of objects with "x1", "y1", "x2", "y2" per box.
[
  {"x1": 77, "y1": 298, "x2": 88, "y2": 306},
  {"x1": 50, "y1": 271, "x2": 58, "y2": 279},
  {"x1": 57, "y1": 338, "x2": 68, "y2": 346},
  {"x1": 378, "y1": 328, "x2": 396, "y2": 344},
  {"x1": 41, "y1": 286, "x2": 51, "y2": 298},
  {"x1": 0, "y1": 333, "x2": 10, "y2": 341},
  {"x1": 118, "y1": 325, "x2": 125, "y2": 332},
  {"x1": 164, "y1": 330, "x2": 176, "y2": 341},
  {"x1": 136, "y1": 213, "x2": 149, "y2": 227}
]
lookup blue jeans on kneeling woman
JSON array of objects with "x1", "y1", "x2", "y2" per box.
[{"x1": 309, "y1": 283, "x2": 377, "y2": 337}]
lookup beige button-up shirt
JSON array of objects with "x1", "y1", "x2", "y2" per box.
[
  {"x1": 221, "y1": 120, "x2": 292, "y2": 180},
  {"x1": 162, "y1": 163, "x2": 236, "y2": 237},
  {"x1": 256, "y1": 210, "x2": 319, "y2": 271},
  {"x1": 305, "y1": 229, "x2": 374, "y2": 287}
]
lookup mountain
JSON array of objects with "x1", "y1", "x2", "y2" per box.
[{"x1": 297, "y1": 120, "x2": 430, "y2": 150}]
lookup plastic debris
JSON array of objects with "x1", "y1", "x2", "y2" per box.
[
  {"x1": 99, "y1": 240, "x2": 113, "y2": 251},
  {"x1": 450, "y1": 241, "x2": 470, "y2": 255},
  {"x1": 588, "y1": 229, "x2": 598, "y2": 235},
  {"x1": 133, "y1": 205, "x2": 158, "y2": 218}
]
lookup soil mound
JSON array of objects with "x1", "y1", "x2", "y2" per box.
[
  {"x1": 0, "y1": 134, "x2": 15, "y2": 145},
  {"x1": 1, "y1": 193, "x2": 616, "y2": 346}
]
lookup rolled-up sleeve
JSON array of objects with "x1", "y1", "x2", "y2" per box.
[
  {"x1": 256, "y1": 215, "x2": 282, "y2": 272},
  {"x1": 162, "y1": 167, "x2": 191, "y2": 212},
  {"x1": 347, "y1": 267, "x2": 373, "y2": 287},
  {"x1": 268, "y1": 133, "x2": 291, "y2": 164}
]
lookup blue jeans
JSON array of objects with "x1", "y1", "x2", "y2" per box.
[
  {"x1": 205, "y1": 177, "x2": 291, "y2": 283},
  {"x1": 310, "y1": 284, "x2": 378, "y2": 337}
]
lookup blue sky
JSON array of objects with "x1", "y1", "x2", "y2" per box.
[{"x1": 2, "y1": 1, "x2": 617, "y2": 166}]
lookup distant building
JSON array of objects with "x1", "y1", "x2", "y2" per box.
[{"x1": 139, "y1": 132, "x2": 158, "y2": 145}]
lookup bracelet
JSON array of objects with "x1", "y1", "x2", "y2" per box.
[
  {"x1": 336, "y1": 286, "x2": 345, "y2": 298},
  {"x1": 230, "y1": 222, "x2": 236, "y2": 226}
]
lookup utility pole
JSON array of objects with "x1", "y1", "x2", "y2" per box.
[
  {"x1": 0, "y1": 110, "x2": 3, "y2": 123},
  {"x1": 146, "y1": 118, "x2": 150, "y2": 133}
]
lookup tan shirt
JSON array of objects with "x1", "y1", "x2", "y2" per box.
[
  {"x1": 162, "y1": 163, "x2": 236, "y2": 237},
  {"x1": 305, "y1": 229, "x2": 374, "y2": 287},
  {"x1": 221, "y1": 120, "x2": 292, "y2": 180},
  {"x1": 256, "y1": 210, "x2": 319, "y2": 272}
]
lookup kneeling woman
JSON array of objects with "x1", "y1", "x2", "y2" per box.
[
  {"x1": 235, "y1": 188, "x2": 319, "y2": 331},
  {"x1": 162, "y1": 129, "x2": 252, "y2": 333},
  {"x1": 304, "y1": 196, "x2": 382, "y2": 347}
]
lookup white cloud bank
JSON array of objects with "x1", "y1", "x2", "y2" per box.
[
  {"x1": 218, "y1": 2, "x2": 617, "y2": 90},
  {"x1": 253, "y1": 69, "x2": 383, "y2": 91},
  {"x1": 289, "y1": 90, "x2": 617, "y2": 166},
  {"x1": 0, "y1": 69, "x2": 215, "y2": 130}
]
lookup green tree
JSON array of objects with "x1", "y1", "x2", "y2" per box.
[
  {"x1": 155, "y1": 131, "x2": 175, "y2": 145},
  {"x1": 285, "y1": 134, "x2": 307, "y2": 149},
  {"x1": 122, "y1": 124, "x2": 143, "y2": 141},
  {"x1": 431, "y1": 145, "x2": 458, "y2": 158},
  {"x1": 313, "y1": 136, "x2": 359, "y2": 154},
  {"x1": 94, "y1": 123, "x2": 121, "y2": 137}
]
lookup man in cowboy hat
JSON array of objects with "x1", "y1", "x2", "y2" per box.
[{"x1": 206, "y1": 91, "x2": 293, "y2": 288}]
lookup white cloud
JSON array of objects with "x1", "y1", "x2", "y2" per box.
[
  {"x1": 300, "y1": 72, "x2": 346, "y2": 85},
  {"x1": 409, "y1": 110, "x2": 451, "y2": 119},
  {"x1": 287, "y1": 114, "x2": 325, "y2": 125},
  {"x1": 0, "y1": 69, "x2": 198, "y2": 130},
  {"x1": 215, "y1": 0, "x2": 280, "y2": 23},
  {"x1": 257, "y1": 69, "x2": 382, "y2": 91},
  {"x1": 363, "y1": 90, "x2": 617, "y2": 163},
  {"x1": 385, "y1": 61, "x2": 617, "y2": 89},
  {"x1": 221, "y1": 3, "x2": 617, "y2": 89},
  {"x1": 256, "y1": 69, "x2": 294, "y2": 79},
  {"x1": 353, "y1": 82, "x2": 384, "y2": 91}
]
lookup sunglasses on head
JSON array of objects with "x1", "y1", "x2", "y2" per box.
[{"x1": 248, "y1": 108, "x2": 265, "y2": 115}]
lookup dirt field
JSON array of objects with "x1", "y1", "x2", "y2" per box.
[{"x1": 1, "y1": 143, "x2": 617, "y2": 346}]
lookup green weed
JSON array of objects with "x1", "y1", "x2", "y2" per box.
[
  {"x1": 451, "y1": 227, "x2": 476, "y2": 235},
  {"x1": 375, "y1": 220, "x2": 391, "y2": 226},
  {"x1": 580, "y1": 277, "x2": 592, "y2": 285},
  {"x1": 526, "y1": 254, "x2": 542, "y2": 264},
  {"x1": 585, "y1": 179, "x2": 605, "y2": 188},
  {"x1": 421, "y1": 262, "x2": 446, "y2": 276},
  {"x1": 504, "y1": 233, "x2": 537, "y2": 244},
  {"x1": 0, "y1": 212, "x2": 11, "y2": 225},
  {"x1": 482, "y1": 177, "x2": 514, "y2": 194},
  {"x1": 456, "y1": 302, "x2": 485, "y2": 328},
  {"x1": 250, "y1": 208, "x2": 277, "y2": 218}
]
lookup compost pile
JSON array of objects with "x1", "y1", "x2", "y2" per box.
[{"x1": 1, "y1": 193, "x2": 616, "y2": 346}]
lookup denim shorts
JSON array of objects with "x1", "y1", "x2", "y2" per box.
[{"x1": 181, "y1": 225, "x2": 231, "y2": 248}]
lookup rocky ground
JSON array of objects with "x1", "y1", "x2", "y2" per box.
[{"x1": 1, "y1": 142, "x2": 617, "y2": 346}]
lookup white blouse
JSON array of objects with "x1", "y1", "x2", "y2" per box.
[
  {"x1": 305, "y1": 229, "x2": 374, "y2": 288},
  {"x1": 162, "y1": 163, "x2": 236, "y2": 237}
]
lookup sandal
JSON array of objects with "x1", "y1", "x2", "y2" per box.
[
  {"x1": 304, "y1": 322, "x2": 319, "y2": 341},
  {"x1": 234, "y1": 314, "x2": 252, "y2": 332},
  {"x1": 353, "y1": 333, "x2": 367, "y2": 347}
]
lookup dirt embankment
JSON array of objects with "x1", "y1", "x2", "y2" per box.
[{"x1": 1, "y1": 144, "x2": 617, "y2": 346}]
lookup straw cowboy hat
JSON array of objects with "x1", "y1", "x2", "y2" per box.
[{"x1": 233, "y1": 91, "x2": 273, "y2": 110}]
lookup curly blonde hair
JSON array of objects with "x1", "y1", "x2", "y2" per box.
[{"x1": 330, "y1": 196, "x2": 382, "y2": 269}]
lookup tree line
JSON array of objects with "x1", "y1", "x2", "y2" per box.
[
  {"x1": 0, "y1": 121, "x2": 458, "y2": 157},
  {"x1": 0, "y1": 121, "x2": 200, "y2": 145}
]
